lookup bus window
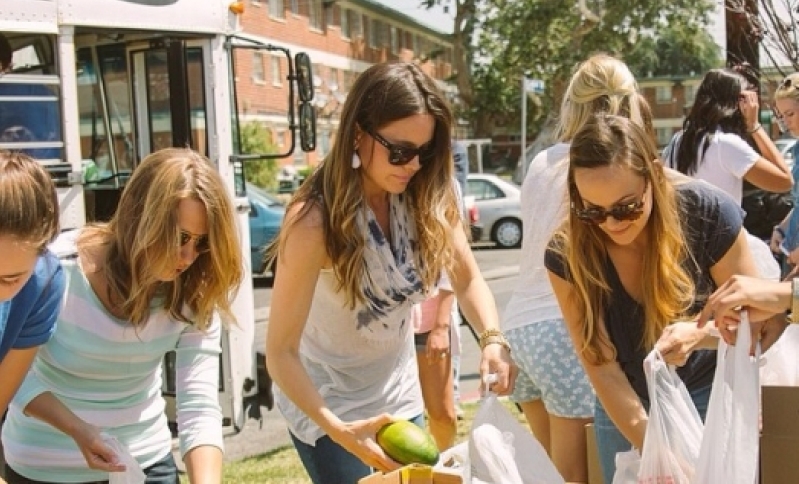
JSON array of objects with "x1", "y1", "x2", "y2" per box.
[
  {"x1": 131, "y1": 44, "x2": 208, "y2": 158},
  {"x1": 77, "y1": 45, "x2": 136, "y2": 180},
  {"x1": 0, "y1": 32, "x2": 64, "y2": 163}
]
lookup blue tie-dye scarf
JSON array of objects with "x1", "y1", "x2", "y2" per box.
[{"x1": 355, "y1": 193, "x2": 426, "y2": 345}]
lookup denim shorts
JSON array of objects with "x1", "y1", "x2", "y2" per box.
[{"x1": 505, "y1": 319, "x2": 594, "y2": 418}]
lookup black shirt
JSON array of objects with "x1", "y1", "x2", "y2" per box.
[{"x1": 544, "y1": 179, "x2": 743, "y2": 400}]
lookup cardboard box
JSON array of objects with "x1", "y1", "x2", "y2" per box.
[
  {"x1": 761, "y1": 386, "x2": 799, "y2": 484},
  {"x1": 358, "y1": 464, "x2": 462, "y2": 484},
  {"x1": 585, "y1": 423, "x2": 604, "y2": 484}
]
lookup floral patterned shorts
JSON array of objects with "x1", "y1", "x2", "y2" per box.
[{"x1": 505, "y1": 319, "x2": 594, "y2": 418}]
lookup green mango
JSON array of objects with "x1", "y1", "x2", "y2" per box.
[{"x1": 376, "y1": 420, "x2": 440, "y2": 466}]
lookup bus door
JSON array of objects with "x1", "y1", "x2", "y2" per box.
[{"x1": 76, "y1": 34, "x2": 251, "y2": 431}]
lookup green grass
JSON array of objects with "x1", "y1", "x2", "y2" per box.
[{"x1": 181, "y1": 400, "x2": 524, "y2": 483}]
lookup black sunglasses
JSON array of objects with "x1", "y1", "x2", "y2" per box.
[
  {"x1": 573, "y1": 184, "x2": 648, "y2": 225},
  {"x1": 180, "y1": 230, "x2": 210, "y2": 254},
  {"x1": 367, "y1": 129, "x2": 433, "y2": 166}
]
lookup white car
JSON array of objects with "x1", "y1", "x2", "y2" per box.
[
  {"x1": 466, "y1": 173, "x2": 522, "y2": 248},
  {"x1": 776, "y1": 138, "x2": 797, "y2": 167}
]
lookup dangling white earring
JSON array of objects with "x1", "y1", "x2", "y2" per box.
[{"x1": 352, "y1": 152, "x2": 362, "y2": 169}]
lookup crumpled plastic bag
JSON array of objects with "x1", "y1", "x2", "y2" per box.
[
  {"x1": 469, "y1": 375, "x2": 565, "y2": 484},
  {"x1": 102, "y1": 433, "x2": 146, "y2": 484}
]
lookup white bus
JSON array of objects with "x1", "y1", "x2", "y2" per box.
[{"x1": 0, "y1": 0, "x2": 316, "y2": 432}]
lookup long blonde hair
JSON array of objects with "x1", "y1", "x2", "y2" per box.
[
  {"x1": 774, "y1": 73, "x2": 799, "y2": 103},
  {"x1": 0, "y1": 150, "x2": 59, "y2": 250},
  {"x1": 554, "y1": 115, "x2": 695, "y2": 364},
  {"x1": 275, "y1": 62, "x2": 460, "y2": 308},
  {"x1": 79, "y1": 148, "x2": 243, "y2": 330},
  {"x1": 555, "y1": 54, "x2": 642, "y2": 142}
]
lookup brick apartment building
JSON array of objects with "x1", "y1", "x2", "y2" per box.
[{"x1": 234, "y1": 0, "x2": 455, "y2": 169}]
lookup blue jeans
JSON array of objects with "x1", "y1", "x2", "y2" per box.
[
  {"x1": 290, "y1": 414, "x2": 425, "y2": 484},
  {"x1": 594, "y1": 384, "x2": 711, "y2": 484},
  {"x1": 4, "y1": 452, "x2": 179, "y2": 484}
]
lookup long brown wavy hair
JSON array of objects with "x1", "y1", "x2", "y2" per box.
[
  {"x1": 78, "y1": 148, "x2": 243, "y2": 330},
  {"x1": 274, "y1": 62, "x2": 460, "y2": 308},
  {"x1": 553, "y1": 115, "x2": 695, "y2": 364},
  {"x1": 0, "y1": 150, "x2": 59, "y2": 250}
]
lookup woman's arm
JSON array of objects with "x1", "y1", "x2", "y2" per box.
[
  {"x1": 184, "y1": 446, "x2": 222, "y2": 484},
  {"x1": 265, "y1": 204, "x2": 396, "y2": 471},
  {"x1": 24, "y1": 392, "x2": 124, "y2": 472},
  {"x1": 174, "y1": 317, "x2": 225, "y2": 483},
  {"x1": 448, "y1": 221, "x2": 516, "y2": 395},
  {"x1": 548, "y1": 269, "x2": 648, "y2": 449},
  {"x1": 423, "y1": 289, "x2": 455, "y2": 358}
]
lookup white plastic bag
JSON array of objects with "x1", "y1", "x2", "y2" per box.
[
  {"x1": 611, "y1": 449, "x2": 641, "y2": 484},
  {"x1": 468, "y1": 378, "x2": 565, "y2": 484},
  {"x1": 434, "y1": 441, "x2": 469, "y2": 479},
  {"x1": 691, "y1": 311, "x2": 760, "y2": 484},
  {"x1": 102, "y1": 434, "x2": 146, "y2": 484},
  {"x1": 637, "y1": 349, "x2": 704, "y2": 484}
]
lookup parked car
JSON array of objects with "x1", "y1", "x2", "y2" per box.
[
  {"x1": 248, "y1": 183, "x2": 285, "y2": 274},
  {"x1": 466, "y1": 173, "x2": 522, "y2": 248}
]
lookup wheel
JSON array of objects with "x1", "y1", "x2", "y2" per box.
[{"x1": 492, "y1": 218, "x2": 522, "y2": 248}]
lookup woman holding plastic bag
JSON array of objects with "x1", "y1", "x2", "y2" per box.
[{"x1": 545, "y1": 114, "x2": 765, "y2": 483}]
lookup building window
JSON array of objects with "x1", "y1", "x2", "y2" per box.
[
  {"x1": 271, "y1": 56, "x2": 282, "y2": 86},
  {"x1": 684, "y1": 84, "x2": 696, "y2": 105},
  {"x1": 290, "y1": 0, "x2": 299, "y2": 16},
  {"x1": 350, "y1": 11, "x2": 363, "y2": 38},
  {"x1": 340, "y1": 7, "x2": 350, "y2": 38},
  {"x1": 656, "y1": 85, "x2": 672, "y2": 104},
  {"x1": 656, "y1": 127, "x2": 672, "y2": 146},
  {"x1": 328, "y1": 68, "x2": 339, "y2": 91},
  {"x1": 252, "y1": 52, "x2": 265, "y2": 83},
  {"x1": 368, "y1": 18, "x2": 380, "y2": 49},
  {"x1": 309, "y1": 0, "x2": 323, "y2": 30},
  {"x1": 326, "y1": 4, "x2": 335, "y2": 27},
  {"x1": 390, "y1": 26, "x2": 399, "y2": 54},
  {"x1": 268, "y1": 0, "x2": 284, "y2": 18}
]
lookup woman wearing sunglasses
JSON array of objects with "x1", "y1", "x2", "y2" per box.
[
  {"x1": 546, "y1": 114, "x2": 766, "y2": 482},
  {"x1": 501, "y1": 54, "x2": 650, "y2": 483},
  {"x1": 2, "y1": 148, "x2": 242, "y2": 484},
  {"x1": 266, "y1": 61, "x2": 516, "y2": 483},
  {"x1": 769, "y1": 73, "x2": 799, "y2": 276}
]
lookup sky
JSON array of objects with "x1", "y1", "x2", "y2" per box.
[{"x1": 373, "y1": 0, "x2": 455, "y2": 33}]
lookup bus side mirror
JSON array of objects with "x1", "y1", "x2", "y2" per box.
[
  {"x1": 299, "y1": 102, "x2": 316, "y2": 152},
  {"x1": 295, "y1": 52, "x2": 314, "y2": 103}
]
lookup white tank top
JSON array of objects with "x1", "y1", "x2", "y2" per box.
[{"x1": 274, "y1": 268, "x2": 424, "y2": 445}]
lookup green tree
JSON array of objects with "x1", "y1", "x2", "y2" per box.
[
  {"x1": 239, "y1": 121, "x2": 280, "y2": 191},
  {"x1": 626, "y1": 24, "x2": 722, "y2": 77},
  {"x1": 424, "y1": 0, "x2": 718, "y2": 139}
]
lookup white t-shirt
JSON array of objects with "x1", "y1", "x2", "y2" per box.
[
  {"x1": 501, "y1": 143, "x2": 570, "y2": 332},
  {"x1": 666, "y1": 129, "x2": 760, "y2": 205}
]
